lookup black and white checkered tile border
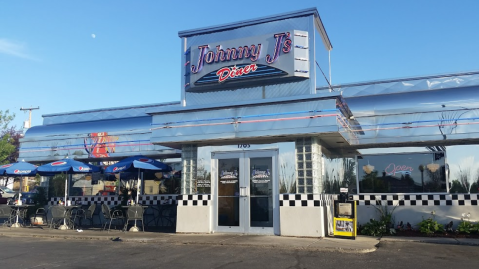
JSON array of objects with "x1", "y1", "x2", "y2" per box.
[
  {"x1": 49, "y1": 196, "x2": 121, "y2": 206},
  {"x1": 49, "y1": 194, "x2": 178, "y2": 206},
  {"x1": 279, "y1": 194, "x2": 337, "y2": 207},
  {"x1": 139, "y1": 195, "x2": 178, "y2": 205},
  {"x1": 177, "y1": 194, "x2": 211, "y2": 206},
  {"x1": 352, "y1": 194, "x2": 479, "y2": 206}
]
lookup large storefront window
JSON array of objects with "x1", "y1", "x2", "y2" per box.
[
  {"x1": 45, "y1": 173, "x2": 114, "y2": 198},
  {"x1": 323, "y1": 157, "x2": 357, "y2": 194},
  {"x1": 446, "y1": 145, "x2": 479, "y2": 193},
  {"x1": 68, "y1": 173, "x2": 117, "y2": 196},
  {"x1": 55, "y1": 161, "x2": 182, "y2": 198},
  {"x1": 357, "y1": 152, "x2": 447, "y2": 193},
  {"x1": 142, "y1": 170, "x2": 181, "y2": 195}
]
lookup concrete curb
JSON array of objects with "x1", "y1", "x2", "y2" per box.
[
  {"x1": 0, "y1": 231, "x2": 378, "y2": 253},
  {"x1": 380, "y1": 236, "x2": 479, "y2": 246},
  {"x1": 166, "y1": 239, "x2": 379, "y2": 254}
]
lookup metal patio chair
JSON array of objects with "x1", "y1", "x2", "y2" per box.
[
  {"x1": 124, "y1": 205, "x2": 145, "y2": 232},
  {"x1": 101, "y1": 204, "x2": 124, "y2": 232},
  {"x1": 0, "y1": 205, "x2": 15, "y2": 228},
  {"x1": 49, "y1": 205, "x2": 68, "y2": 229},
  {"x1": 83, "y1": 203, "x2": 101, "y2": 227}
]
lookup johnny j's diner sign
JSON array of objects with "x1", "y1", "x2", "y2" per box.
[{"x1": 184, "y1": 30, "x2": 310, "y2": 91}]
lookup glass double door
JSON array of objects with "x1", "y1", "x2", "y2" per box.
[{"x1": 212, "y1": 150, "x2": 278, "y2": 234}]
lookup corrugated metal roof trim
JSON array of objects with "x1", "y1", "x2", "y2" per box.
[
  {"x1": 22, "y1": 116, "x2": 153, "y2": 141},
  {"x1": 178, "y1": 7, "x2": 332, "y2": 50},
  {"x1": 317, "y1": 70, "x2": 479, "y2": 92},
  {"x1": 43, "y1": 101, "x2": 180, "y2": 118}
]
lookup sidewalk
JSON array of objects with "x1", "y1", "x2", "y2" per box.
[
  {"x1": 1, "y1": 227, "x2": 478, "y2": 253},
  {"x1": 0, "y1": 226, "x2": 378, "y2": 253}
]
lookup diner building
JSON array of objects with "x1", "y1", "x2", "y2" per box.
[{"x1": 19, "y1": 8, "x2": 479, "y2": 237}]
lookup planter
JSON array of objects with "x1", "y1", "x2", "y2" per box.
[{"x1": 395, "y1": 230, "x2": 479, "y2": 239}]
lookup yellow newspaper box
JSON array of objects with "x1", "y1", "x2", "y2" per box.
[{"x1": 333, "y1": 188, "x2": 357, "y2": 239}]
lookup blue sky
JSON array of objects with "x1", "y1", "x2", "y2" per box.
[{"x1": 1, "y1": 0, "x2": 479, "y2": 129}]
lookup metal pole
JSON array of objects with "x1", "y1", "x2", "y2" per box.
[
  {"x1": 136, "y1": 169, "x2": 140, "y2": 204},
  {"x1": 20, "y1": 106, "x2": 39, "y2": 129}
]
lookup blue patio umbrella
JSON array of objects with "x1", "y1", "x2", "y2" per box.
[
  {"x1": 104, "y1": 156, "x2": 171, "y2": 174},
  {"x1": 104, "y1": 156, "x2": 171, "y2": 204},
  {"x1": 0, "y1": 160, "x2": 38, "y2": 177},
  {"x1": 0, "y1": 160, "x2": 38, "y2": 201},
  {"x1": 37, "y1": 158, "x2": 101, "y2": 204}
]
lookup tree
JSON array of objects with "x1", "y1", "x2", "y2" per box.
[
  {"x1": 2, "y1": 126, "x2": 22, "y2": 163},
  {"x1": 0, "y1": 110, "x2": 16, "y2": 165},
  {"x1": 450, "y1": 179, "x2": 468, "y2": 193}
]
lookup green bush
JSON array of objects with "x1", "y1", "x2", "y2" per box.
[
  {"x1": 417, "y1": 217, "x2": 444, "y2": 235},
  {"x1": 457, "y1": 220, "x2": 475, "y2": 234},
  {"x1": 360, "y1": 218, "x2": 391, "y2": 236},
  {"x1": 360, "y1": 203, "x2": 397, "y2": 236},
  {"x1": 473, "y1": 222, "x2": 479, "y2": 233}
]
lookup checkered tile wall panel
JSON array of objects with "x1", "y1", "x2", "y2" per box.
[
  {"x1": 279, "y1": 194, "x2": 337, "y2": 207},
  {"x1": 177, "y1": 194, "x2": 211, "y2": 206},
  {"x1": 49, "y1": 195, "x2": 178, "y2": 206},
  {"x1": 352, "y1": 194, "x2": 479, "y2": 206}
]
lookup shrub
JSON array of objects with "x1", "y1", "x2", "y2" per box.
[
  {"x1": 417, "y1": 214, "x2": 444, "y2": 235},
  {"x1": 360, "y1": 202, "x2": 397, "y2": 236},
  {"x1": 457, "y1": 220, "x2": 475, "y2": 234}
]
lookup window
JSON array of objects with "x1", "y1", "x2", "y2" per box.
[{"x1": 357, "y1": 152, "x2": 446, "y2": 193}]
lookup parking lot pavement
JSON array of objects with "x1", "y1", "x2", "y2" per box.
[
  {"x1": 0, "y1": 236, "x2": 478, "y2": 269},
  {"x1": 5, "y1": 226, "x2": 478, "y2": 252},
  {"x1": 0, "y1": 227, "x2": 379, "y2": 253}
]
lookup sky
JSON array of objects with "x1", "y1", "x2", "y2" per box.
[{"x1": 1, "y1": 0, "x2": 479, "y2": 130}]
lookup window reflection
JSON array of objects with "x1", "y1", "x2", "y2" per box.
[
  {"x1": 446, "y1": 145, "x2": 479, "y2": 193},
  {"x1": 357, "y1": 152, "x2": 446, "y2": 193},
  {"x1": 323, "y1": 158, "x2": 357, "y2": 194}
]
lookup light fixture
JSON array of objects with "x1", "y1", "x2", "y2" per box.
[
  {"x1": 427, "y1": 163, "x2": 440, "y2": 173},
  {"x1": 363, "y1": 161, "x2": 374, "y2": 174}
]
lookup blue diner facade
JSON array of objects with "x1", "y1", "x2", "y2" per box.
[{"x1": 19, "y1": 8, "x2": 479, "y2": 237}]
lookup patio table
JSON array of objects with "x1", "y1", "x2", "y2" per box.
[
  {"x1": 58, "y1": 205, "x2": 81, "y2": 230},
  {"x1": 9, "y1": 204, "x2": 30, "y2": 228}
]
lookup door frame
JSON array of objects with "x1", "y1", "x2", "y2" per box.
[{"x1": 211, "y1": 149, "x2": 279, "y2": 235}]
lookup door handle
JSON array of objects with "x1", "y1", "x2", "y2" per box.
[{"x1": 240, "y1": 187, "x2": 248, "y2": 197}]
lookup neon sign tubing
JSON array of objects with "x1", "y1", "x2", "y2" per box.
[
  {"x1": 20, "y1": 139, "x2": 152, "y2": 150},
  {"x1": 151, "y1": 114, "x2": 337, "y2": 130},
  {"x1": 197, "y1": 70, "x2": 284, "y2": 83},
  {"x1": 354, "y1": 120, "x2": 479, "y2": 133},
  {"x1": 151, "y1": 109, "x2": 339, "y2": 126},
  {"x1": 19, "y1": 142, "x2": 155, "y2": 153},
  {"x1": 21, "y1": 114, "x2": 339, "y2": 153},
  {"x1": 349, "y1": 116, "x2": 479, "y2": 128},
  {"x1": 336, "y1": 116, "x2": 356, "y2": 134}
]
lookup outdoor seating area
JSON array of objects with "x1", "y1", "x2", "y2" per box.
[
  {"x1": 0, "y1": 155, "x2": 176, "y2": 234},
  {"x1": 0, "y1": 201, "x2": 177, "y2": 233}
]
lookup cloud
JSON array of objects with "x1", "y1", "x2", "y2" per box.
[{"x1": 0, "y1": 38, "x2": 34, "y2": 59}]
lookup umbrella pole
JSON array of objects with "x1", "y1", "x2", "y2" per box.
[
  {"x1": 59, "y1": 172, "x2": 70, "y2": 230},
  {"x1": 128, "y1": 169, "x2": 141, "y2": 232},
  {"x1": 118, "y1": 172, "x2": 121, "y2": 196},
  {"x1": 64, "y1": 173, "x2": 68, "y2": 204},
  {"x1": 19, "y1": 176, "x2": 23, "y2": 201},
  {"x1": 136, "y1": 169, "x2": 140, "y2": 205}
]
